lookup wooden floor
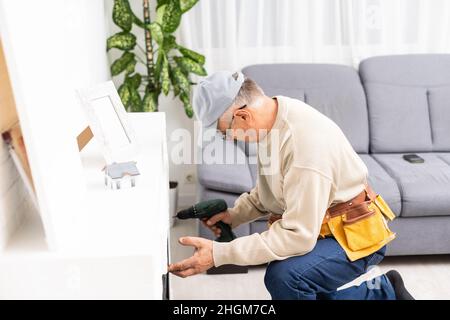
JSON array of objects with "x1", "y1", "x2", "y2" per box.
[{"x1": 169, "y1": 219, "x2": 450, "y2": 300}]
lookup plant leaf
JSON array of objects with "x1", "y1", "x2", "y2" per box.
[
  {"x1": 118, "y1": 84, "x2": 131, "y2": 110},
  {"x1": 180, "y1": 0, "x2": 198, "y2": 13},
  {"x1": 161, "y1": 57, "x2": 170, "y2": 95},
  {"x1": 173, "y1": 85, "x2": 180, "y2": 97},
  {"x1": 110, "y1": 51, "x2": 135, "y2": 76},
  {"x1": 107, "y1": 32, "x2": 136, "y2": 51},
  {"x1": 180, "y1": 92, "x2": 193, "y2": 118},
  {"x1": 142, "y1": 91, "x2": 158, "y2": 112},
  {"x1": 112, "y1": 0, "x2": 133, "y2": 32},
  {"x1": 174, "y1": 56, "x2": 207, "y2": 76},
  {"x1": 178, "y1": 46, "x2": 205, "y2": 65},
  {"x1": 156, "y1": 0, "x2": 170, "y2": 9},
  {"x1": 125, "y1": 73, "x2": 142, "y2": 90},
  {"x1": 125, "y1": 58, "x2": 137, "y2": 76},
  {"x1": 148, "y1": 22, "x2": 164, "y2": 45},
  {"x1": 155, "y1": 4, "x2": 166, "y2": 25},
  {"x1": 162, "y1": 35, "x2": 177, "y2": 51},
  {"x1": 132, "y1": 14, "x2": 145, "y2": 28},
  {"x1": 129, "y1": 87, "x2": 142, "y2": 112},
  {"x1": 172, "y1": 67, "x2": 190, "y2": 94},
  {"x1": 169, "y1": 64, "x2": 180, "y2": 96},
  {"x1": 161, "y1": 0, "x2": 182, "y2": 33},
  {"x1": 154, "y1": 52, "x2": 164, "y2": 84}
]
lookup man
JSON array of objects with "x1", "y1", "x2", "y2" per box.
[{"x1": 168, "y1": 71, "x2": 414, "y2": 300}]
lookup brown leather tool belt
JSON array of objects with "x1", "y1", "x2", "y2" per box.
[
  {"x1": 267, "y1": 185, "x2": 377, "y2": 227},
  {"x1": 268, "y1": 184, "x2": 397, "y2": 261}
]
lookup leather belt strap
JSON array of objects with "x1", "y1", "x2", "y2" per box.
[
  {"x1": 268, "y1": 213, "x2": 282, "y2": 226},
  {"x1": 326, "y1": 185, "x2": 377, "y2": 218},
  {"x1": 268, "y1": 185, "x2": 377, "y2": 226}
]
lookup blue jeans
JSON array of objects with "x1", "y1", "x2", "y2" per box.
[{"x1": 264, "y1": 237, "x2": 396, "y2": 300}]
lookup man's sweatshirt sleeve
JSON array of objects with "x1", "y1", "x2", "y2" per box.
[
  {"x1": 212, "y1": 167, "x2": 334, "y2": 267},
  {"x1": 227, "y1": 183, "x2": 268, "y2": 229}
]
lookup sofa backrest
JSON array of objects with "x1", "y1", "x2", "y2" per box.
[
  {"x1": 359, "y1": 54, "x2": 450, "y2": 153},
  {"x1": 242, "y1": 63, "x2": 370, "y2": 153}
]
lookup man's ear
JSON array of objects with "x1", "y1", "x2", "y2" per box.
[{"x1": 234, "y1": 108, "x2": 251, "y2": 122}]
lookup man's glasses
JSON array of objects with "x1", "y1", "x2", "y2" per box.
[{"x1": 220, "y1": 104, "x2": 247, "y2": 140}]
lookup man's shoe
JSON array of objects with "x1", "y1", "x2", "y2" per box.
[{"x1": 386, "y1": 270, "x2": 415, "y2": 300}]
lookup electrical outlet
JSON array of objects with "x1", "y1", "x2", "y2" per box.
[{"x1": 185, "y1": 173, "x2": 196, "y2": 184}]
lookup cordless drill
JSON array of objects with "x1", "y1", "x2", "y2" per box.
[{"x1": 175, "y1": 199, "x2": 236, "y2": 242}]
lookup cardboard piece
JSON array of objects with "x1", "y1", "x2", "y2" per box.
[
  {"x1": 77, "y1": 126, "x2": 93, "y2": 151},
  {"x1": 0, "y1": 39, "x2": 18, "y2": 133},
  {"x1": 0, "y1": 38, "x2": 34, "y2": 190}
]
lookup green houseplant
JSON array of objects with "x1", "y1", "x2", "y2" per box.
[{"x1": 107, "y1": 0, "x2": 206, "y2": 117}]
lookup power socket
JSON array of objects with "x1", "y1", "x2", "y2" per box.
[{"x1": 185, "y1": 173, "x2": 196, "y2": 184}]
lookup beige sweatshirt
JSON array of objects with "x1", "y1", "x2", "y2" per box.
[{"x1": 212, "y1": 96, "x2": 369, "y2": 267}]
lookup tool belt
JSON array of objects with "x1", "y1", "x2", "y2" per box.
[{"x1": 267, "y1": 185, "x2": 396, "y2": 261}]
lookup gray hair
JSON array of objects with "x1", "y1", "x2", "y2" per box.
[
  {"x1": 218, "y1": 75, "x2": 265, "y2": 126},
  {"x1": 232, "y1": 74, "x2": 265, "y2": 107}
]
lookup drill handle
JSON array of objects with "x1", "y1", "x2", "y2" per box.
[{"x1": 215, "y1": 221, "x2": 237, "y2": 243}]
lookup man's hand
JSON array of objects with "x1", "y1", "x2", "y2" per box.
[
  {"x1": 201, "y1": 210, "x2": 232, "y2": 237},
  {"x1": 168, "y1": 237, "x2": 214, "y2": 278}
]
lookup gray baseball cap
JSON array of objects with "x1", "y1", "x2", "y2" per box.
[{"x1": 193, "y1": 71, "x2": 245, "y2": 131}]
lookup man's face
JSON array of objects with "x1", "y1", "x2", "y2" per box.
[{"x1": 217, "y1": 105, "x2": 260, "y2": 142}]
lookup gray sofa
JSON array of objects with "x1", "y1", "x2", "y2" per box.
[{"x1": 198, "y1": 54, "x2": 450, "y2": 256}]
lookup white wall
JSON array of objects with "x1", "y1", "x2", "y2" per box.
[
  {"x1": 104, "y1": 0, "x2": 197, "y2": 206},
  {"x1": 158, "y1": 95, "x2": 197, "y2": 206}
]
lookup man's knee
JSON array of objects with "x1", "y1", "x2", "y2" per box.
[
  {"x1": 265, "y1": 262, "x2": 289, "y2": 288},
  {"x1": 264, "y1": 260, "x2": 309, "y2": 299},
  {"x1": 264, "y1": 261, "x2": 281, "y2": 290}
]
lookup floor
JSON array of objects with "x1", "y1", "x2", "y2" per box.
[{"x1": 169, "y1": 219, "x2": 450, "y2": 300}]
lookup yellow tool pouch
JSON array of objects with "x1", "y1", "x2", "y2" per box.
[{"x1": 321, "y1": 187, "x2": 396, "y2": 261}]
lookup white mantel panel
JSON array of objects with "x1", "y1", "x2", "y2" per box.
[
  {"x1": 77, "y1": 114, "x2": 169, "y2": 258},
  {"x1": 0, "y1": 0, "x2": 110, "y2": 250},
  {"x1": 0, "y1": 1, "x2": 169, "y2": 298}
]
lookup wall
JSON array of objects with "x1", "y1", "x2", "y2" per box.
[{"x1": 104, "y1": 0, "x2": 197, "y2": 206}]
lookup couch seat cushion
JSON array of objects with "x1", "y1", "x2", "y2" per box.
[
  {"x1": 359, "y1": 154, "x2": 401, "y2": 215},
  {"x1": 198, "y1": 139, "x2": 254, "y2": 194},
  {"x1": 437, "y1": 153, "x2": 450, "y2": 165},
  {"x1": 372, "y1": 153, "x2": 450, "y2": 217},
  {"x1": 198, "y1": 162, "x2": 253, "y2": 194}
]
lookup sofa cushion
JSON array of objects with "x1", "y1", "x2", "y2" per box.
[
  {"x1": 236, "y1": 141, "x2": 258, "y2": 158},
  {"x1": 359, "y1": 154, "x2": 401, "y2": 215},
  {"x1": 363, "y1": 84, "x2": 432, "y2": 152},
  {"x1": 359, "y1": 54, "x2": 450, "y2": 153},
  {"x1": 250, "y1": 220, "x2": 268, "y2": 234},
  {"x1": 437, "y1": 153, "x2": 450, "y2": 165},
  {"x1": 386, "y1": 216, "x2": 450, "y2": 256},
  {"x1": 372, "y1": 153, "x2": 450, "y2": 217},
  {"x1": 198, "y1": 138, "x2": 253, "y2": 194},
  {"x1": 248, "y1": 163, "x2": 258, "y2": 186},
  {"x1": 238, "y1": 142, "x2": 258, "y2": 184},
  {"x1": 428, "y1": 88, "x2": 450, "y2": 151},
  {"x1": 243, "y1": 64, "x2": 369, "y2": 153}
]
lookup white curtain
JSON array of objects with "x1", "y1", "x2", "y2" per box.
[{"x1": 177, "y1": 0, "x2": 450, "y2": 72}]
